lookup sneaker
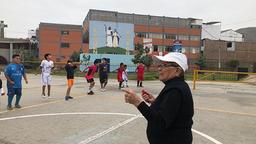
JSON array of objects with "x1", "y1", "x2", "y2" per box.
[
  {"x1": 87, "y1": 91, "x2": 94, "y2": 95},
  {"x1": 15, "y1": 104, "x2": 22, "y2": 109},
  {"x1": 48, "y1": 95, "x2": 52, "y2": 99},
  {"x1": 65, "y1": 96, "x2": 69, "y2": 101},
  {"x1": 68, "y1": 96, "x2": 73, "y2": 99},
  {"x1": 41, "y1": 94, "x2": 46, "y2": 98},
  {"x1": 7, "y1": 105, "x2": 13, "y2": 110}
]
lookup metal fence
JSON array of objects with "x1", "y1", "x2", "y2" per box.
[{"x1": 192, "y1": 70, "x2": 256, "y2": 90}]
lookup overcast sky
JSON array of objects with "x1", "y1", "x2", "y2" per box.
[{"x1": 1, "y1": 0, "x2": 255, "y2": 38}]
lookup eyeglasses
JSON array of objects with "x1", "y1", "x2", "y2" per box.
[{"x1": 158, "y1": 63, "x2": 179, "y2": 69}]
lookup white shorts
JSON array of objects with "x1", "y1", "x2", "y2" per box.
[{"x1": 41, "y1": 73, "x2": 52, "y2": 85}]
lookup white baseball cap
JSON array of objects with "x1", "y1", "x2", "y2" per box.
[{"x1": 154, "y1": 52, "x2": 188, "y2": 72}]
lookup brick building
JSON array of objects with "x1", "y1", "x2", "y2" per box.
[
  {"x1": 202, "y1": 39, "x2": 256, "y2": 72},
  {"x1": 38, "y1": 23, "x2": 87, "y2": 62},
  {"x1": 82, "y1": 9, "x2": 202, "y2": 66}
]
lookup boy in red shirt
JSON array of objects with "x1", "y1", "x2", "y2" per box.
[
  {"x1": 136, "y1": 62, "x2": 145, "y2": 87},
  {"x1": 117, "y1": 62, "x2": 124, "y2": 89},
  {"x1": 85, "y1": 60, "x2": 100, "y2": 95}
]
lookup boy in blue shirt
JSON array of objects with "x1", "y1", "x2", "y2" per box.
[
  {"x1": 5, "y1": 54, "x2": 28, "y2": 110},
  {"x1": 99, "y1": 58, "x2": 109, "y2": 91}
]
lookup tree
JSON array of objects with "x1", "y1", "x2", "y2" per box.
[
  {"x1": 132, "y1": 43, "x2": 144, "y2": 64},
  {"x1": 195, "y1": 52, "x2": 206, "y2": 70},
  {"x1": 226, "y1": 60, "x2": 239, "y2": 71},
  {"x1": 70, "y1": 51, "x2": 80, "y2": 62},
  {"x1": 141, "y1": 54, "x2": 153, "y2": 71},
  {"x1": 132, "y1": 43, "x2": 153, "y2": 71}
]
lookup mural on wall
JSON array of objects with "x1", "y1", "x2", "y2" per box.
[
  {"x1": 79, "y1": 53, "x2": 91, "y2": 72},
  {"x1": 106, "y1": 26, "x2": 120, "y2": 48},
  {"x1": 80, "y1": 53, "x2": 136, "y2": 72},
  {"x1": 89, "y1": 21, "x2": 134, "y2": 55}
]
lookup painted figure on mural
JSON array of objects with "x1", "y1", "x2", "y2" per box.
[
  {"x1": 112, "y1": 29, "x2": 120, "y2": 48},
  {"x1": 106, "y1": 26, "x2": 113, "y2": 47}
]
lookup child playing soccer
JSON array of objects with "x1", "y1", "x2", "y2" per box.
[
  {"x1": 117, "y1": 62, "x2": 124, "y2": 89},
  {"x1": 122, "y1": 65, "x2": 129, "y2": 87},
  {"x1": 64, "y1": 60, "x2": 77, "y2": 100},
  {"x1": 136, "y1": 62, "x2": 145, "y2": 87},
  {"x1": 85, "y1": 60, "x2": 100, "y2": 95}
]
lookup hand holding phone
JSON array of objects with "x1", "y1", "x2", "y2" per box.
[
  {"x1": 141, "y1": 89, "x2": 149, "y2": 96},
  {"x1": 141, "y1": 89, "x2": 155, "y2": 104}
]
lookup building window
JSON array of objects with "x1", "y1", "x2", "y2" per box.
[
  {"x1": 153, "y1": 45, "x2": 158, "y2": 52},
  {"x1": 190, "y1": 25, "x2": 201, "y2": 29},
  {"x1": 61, "y1": 43, "x2": 70, "y2": 48},
  {"x1": 189, "y1": 35, "x2": 200, "y2": 41},
  {"x1": 165, "y1": 34, "x2": 177, "y2": 39},
  {"x1": 148, "y1": 33, "x2": 163, "y2": 39},
  {"x1": 227, "y1": 42, "x2": 232, "y2": 48},
  {"x1": 191, "y1": 47, "x2": 200, "y2": 54},
  {"x1": 157, "y1": 45, "x2": 166, "y2": 52},
  {"x1": 165, "y1": 46, "x2": 171, "y2": 52},
  {"x1": 179, "y1": 35, "x2": 189, "y2": 40},
  {"x1": 61, "y1": 30, "x2": 69, "y2": 35},
  {"x1": 227, "y1": 42, "x2": 235, "y2": 51},
  {"x1": 182, "y1": 47, "x2": 190, "y2": 53},
  {"x1": 135, "y1": 32, "x2": 147, "y2": 38}
]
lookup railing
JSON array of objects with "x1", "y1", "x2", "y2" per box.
[{"x1": 192, "y1": 70, "x2": 256, "y2": 90}]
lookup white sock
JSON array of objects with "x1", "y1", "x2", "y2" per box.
[
  {"x1": 0, "y1": 88, "x2": 4, "y2": 94},
  {"x1": 88, "y1": 87, "x2": 92, "y2": 93}
]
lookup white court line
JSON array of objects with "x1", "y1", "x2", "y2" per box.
[
  {"x1": 79, "y1": 114, "x2": 142, "y2": 144},
  {"x1": 0, "y1": 112, "x2": 223, "y2": 144},
  {"x1": 0, "y1": 112, "x2": 137, "y2": 121},
  {"x1": 192, "y1": 129, "x2": 223, "y2": 144}
]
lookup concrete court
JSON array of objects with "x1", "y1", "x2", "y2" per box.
[{"x1": 0, "y1": 74, "x2": 256, "y2": 144}]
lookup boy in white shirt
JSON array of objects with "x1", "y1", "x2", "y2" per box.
[
  {"x1": 122, "y1": 65, "x2": 129, "y2": 87},
  {"x1": 40, "y1": 53, "x2": 54, "y2": 98}
]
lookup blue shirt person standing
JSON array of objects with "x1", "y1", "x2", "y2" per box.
[
  {"x1": 4, "y1": 54, "x2": 28, "y2": 110},
  {"x1": 99, "y1": 58, "x2": 109, "y2": 91}
]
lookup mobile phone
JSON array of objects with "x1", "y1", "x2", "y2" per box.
[{"x1": 141, "y1": 89, "x2": 149, "y2": 96}]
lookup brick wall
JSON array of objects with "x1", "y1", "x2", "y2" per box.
[
  {"x1": 203, "y1": 39, "x2": 256, "y2": 71},
  {"x1": 39, "y1": 23, "x2": 85, "y2": 62}
]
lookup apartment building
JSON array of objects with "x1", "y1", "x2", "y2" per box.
[
  {"x1": 82, "y1": 9, "x2": 202, "y2": 66},
  {"x1": 38, "y1": 23, "x2": 87, "y2": 61}
]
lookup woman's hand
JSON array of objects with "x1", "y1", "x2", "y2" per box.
[
  {"x1": 141, "y1": 89, "x2": 155, "y2": 104},
  {"x1": 122, "y1": 88, "x2": 143, "y2": 107}
]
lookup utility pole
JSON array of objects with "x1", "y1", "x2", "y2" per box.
[
  {"x1": 218, "y1": 39, "x2": 221, "y2": 69},
  {"x1": 0, "y1": 21, "x2": 8, "y2": 38}
]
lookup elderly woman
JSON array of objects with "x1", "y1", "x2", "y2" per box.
[{"x1": 123, "y1": 52, "x2": 194, "y2": 144}]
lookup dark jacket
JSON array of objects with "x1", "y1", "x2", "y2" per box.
[
  {"x1": 65, "y1": 64, "x2": 77, "y2": 79},
  {"x1": 137, "y1": 77, "x2": 194, "y2": 144}
]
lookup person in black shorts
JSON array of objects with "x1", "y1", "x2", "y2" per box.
[
  {"x1": 98, "y1": 58, "x2": 109, "y2": 91},
  {"x1": 85, "y1": 60, "x2": 100, "y2": 95},
  {"x1": 64, "y1": 60, "x2": 77, "y2": 100}
]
